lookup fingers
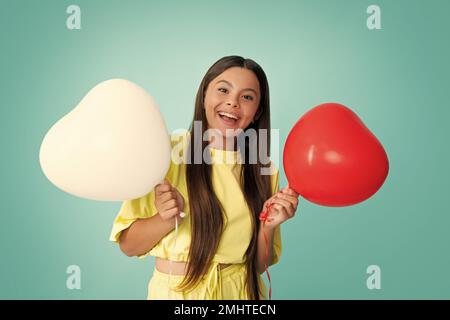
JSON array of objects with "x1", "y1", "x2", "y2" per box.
[
  {"x1": 262, "y1": 194, "x2": 276, "y2": 209},
  {"x1": 269, "y1": 202, "x2": 289, "y2": 218},
  {"x1": 269, "y1": 196, "x2": 296, "y2": 218},
  {"x1": 281, "y1": 186, "x2": 299, "y2": 197},
  {"x1": 155, "y1": 180, "x2": 181, "y2": 210},
  {"x1": 164, "y1": 207, "x2": 180, "y2": 218},
  {"x1": 261, "y1": 187, "x2": 299, "y2": 226},
  {"x1": 155, "y1": 179, "x2": 172, "y2": 195},
  {"x1": 272, "y1": 197, "x2": 291, "y2": 209},
  {"x1": 160, "y1": 198, "x2": 178, "y2": 211},
  {"x1": 156, "y1": 195, "x2": 181, "y2": 220},
  {"x1": 158, "y1": 190, "x2": 178, "y2": 204},
  {"x1": 276, "y1": 192, "x2": 298, "y2": 208}
]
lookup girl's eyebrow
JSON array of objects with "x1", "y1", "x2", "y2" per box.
[{"x1": 216, "y1": 80, "x2": 258, "y2": 94}]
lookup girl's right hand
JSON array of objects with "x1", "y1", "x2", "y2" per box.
[{"x1": 154, "y1": 179, "x2": 185, "y2": 225}]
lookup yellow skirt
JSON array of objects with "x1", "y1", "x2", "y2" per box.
[{"x1": 147, "y1": 262, "x2": 268, "y2": 300}]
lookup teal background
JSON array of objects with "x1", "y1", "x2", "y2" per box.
[{"x1": 1, "y1": 0, "x2": 449, "y2": 299}]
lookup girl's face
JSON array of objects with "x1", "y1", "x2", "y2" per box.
[{"x1": 203, "y1": 67, "x2": 261, "y2": 138}]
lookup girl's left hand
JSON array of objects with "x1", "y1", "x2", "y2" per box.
[{"x1": 261, "y1": 186, "x2": 299, "y2": 230}]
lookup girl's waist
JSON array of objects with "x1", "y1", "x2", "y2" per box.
[{"x1": 155, "y1": 257, "x2": 242, "y2": 276}]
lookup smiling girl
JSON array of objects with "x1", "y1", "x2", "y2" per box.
[{"x1": 110, "y1": 55, "x2": 299, "y2": 300}]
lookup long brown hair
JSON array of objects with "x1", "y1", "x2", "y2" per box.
[{"x1": 178, "y1": 56, "x2": 273, "y2": 299}]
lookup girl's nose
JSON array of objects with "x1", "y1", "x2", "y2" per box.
[{"x1": 226, "y1": 101, "x2": 239, "y2": 108}]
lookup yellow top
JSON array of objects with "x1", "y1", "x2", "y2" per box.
[{"x1": 109, "y1": 132, "x2": 281, "y2": 267}]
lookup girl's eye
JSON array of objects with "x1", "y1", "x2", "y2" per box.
[
  {"x1": 243, "y1": 95, "x2": 254, "y2": 101},
  {"x1": 218, "y1": 88, "x2": 228, "y2": 93}
]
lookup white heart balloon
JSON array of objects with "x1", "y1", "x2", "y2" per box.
[{"x1": 39, "y1": 78, "x2": 171, "y2": 201}]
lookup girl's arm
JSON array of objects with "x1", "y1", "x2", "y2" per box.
[
  {"x1": 119, "y1": 180, "x2": 184, "y2": 257},
  {"x1": 256, "y1": 187, "x2": 299, "y2": 274},
  {"x1": 256, "y1": 223, "x2": 276, "y2": 274},
  {"x1": 119, "y1": 214, "x2": 180, "y2": 257}
]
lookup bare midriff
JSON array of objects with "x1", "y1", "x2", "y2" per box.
[{"x1": 155, "y1": 257, "x2": 232, "y2": 275}]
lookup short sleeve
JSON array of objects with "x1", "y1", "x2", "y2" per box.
[
  {"x1": 269, "y1": 165, "x2": 282, "y2": 266},
  {"x1": 109, "y1": 190, "x2": 158, "y2": 243}
]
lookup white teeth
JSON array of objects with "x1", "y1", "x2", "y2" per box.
[{"x1": 218, "y1": 111, "x2": 239, "y2": 120}]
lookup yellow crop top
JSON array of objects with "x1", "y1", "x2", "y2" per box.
[{"x1": 109, "y1": 132, "x2": 282, "y2": 266}]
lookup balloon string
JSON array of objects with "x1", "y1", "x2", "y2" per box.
[{"x1": 259, "y1": 202, "x2": 273, "y2": 300}]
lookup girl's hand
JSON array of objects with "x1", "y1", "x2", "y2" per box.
[
  {"x1": 261, "y1": 186, "x2": 299, "y2": 230},
  {"x1": 154, "y1": 179, "x2": 185, "y2": 225}
]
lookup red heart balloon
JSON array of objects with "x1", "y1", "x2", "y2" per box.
[{"x1": 283, "y1": 103, "x2": 389, "y2": 207}]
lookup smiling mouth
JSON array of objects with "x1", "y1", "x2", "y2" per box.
[{"x1": 217, "y1": 111, "x2": 240, "y2": 124}]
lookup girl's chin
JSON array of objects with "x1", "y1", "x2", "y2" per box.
[
  {"x1": 218, "y1": 126, "x2": 246, "y2": 137},
  {"x1": 207, "y1": 122, "x2": 243, "y2": 136}
]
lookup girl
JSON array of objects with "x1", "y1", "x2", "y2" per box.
[{"x1": 110, "y1": 55, "x2": 299, "y2": 300}]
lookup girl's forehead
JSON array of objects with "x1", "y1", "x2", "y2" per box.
[{"x1": 212, "y1": 67, "x2": 260, "y2": 91}]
